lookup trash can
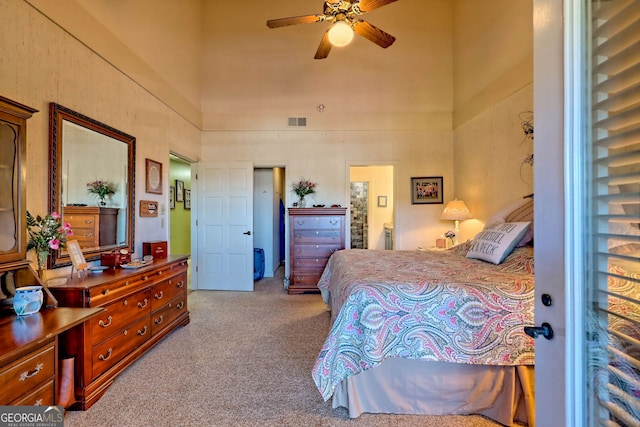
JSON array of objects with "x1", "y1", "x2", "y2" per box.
[{"x1": 254, "y1": 248, "x2": 265, "y2": 281}]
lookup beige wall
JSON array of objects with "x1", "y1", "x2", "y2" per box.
[
  {"x1": 0, "y1": 0, "x2": 200, "y2": 271},
  {"x1": 2, "y1": 0, "x2": 534, "y2": 266},
  {"x1": 452, "y1": 0, "x2": 534, "y2": 241}
]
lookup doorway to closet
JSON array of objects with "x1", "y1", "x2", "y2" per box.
[{"x1": 253, "y1": 167, "x2": 286, "y2": 279}]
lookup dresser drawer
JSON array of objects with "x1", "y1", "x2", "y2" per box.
[
  {"x1": 91, "y1": 290, "x2": 152, "y2": 344},
  {"x1": 0, "y1": 342, "x2": 55, "y2": 404},
  {"x1": 291, "y1": 216, "x2": 342, "y2": 230},
  {"x1": 151, "y1": 274, "x2": 187, "y2": 311},
  {"x1": 293, "y1": 229, "x2": 343, "y2": 244},
  {"x1": 92, "y1": 317, "x2": 150, "y2": 379},
  {"x1": 290, "y1": 270, "x2": 323, "y2": 286},
  {"x1": 292, "y1": 244, "x2": 341, "y2": 258},
  {"x1": 151, "y1": 296, "x2": 188, "y2": 336},
  {"x1": 150, "y1": 259, "x2": 188, "y2": 283},
  {"x1": 11, "y1": 379, "x2": 55, "y2": 406},
  {"x1": 292, "y1": 257, "x2": 329, "y2": 269},
  {"x1": 89, "y1": 271, "x2": 154, "y2": 306}
]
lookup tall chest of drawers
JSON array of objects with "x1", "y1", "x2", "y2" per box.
[
  {"x1": 288, "y1": 207, "x2": 347, "y2": 294},
  {"x1": 47, "y1": 255, "x2": 190, "y2": 409}
]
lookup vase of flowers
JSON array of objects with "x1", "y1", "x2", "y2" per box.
[
  {"x1": 444, "y1": 230, "x2": 456, "y2": 248},
  {"x1": 292, "y1": 178, "x2": 316, "y2": 207},
  {"x1": 87, "y1": 180, "x2": 116, "y2": 206},
  {"x1": 26, "y1": 211, "x2": 73, "y2": 277}
]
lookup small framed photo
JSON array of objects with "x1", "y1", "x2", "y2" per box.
[
  {"x1": 411, "y1": 176, "x2": 443, "y2": 205},
  {"x1": 184, "y1": 189, "x2": 191, "y2": 210},
  {"x1": 169, "y1": 186, "x2": 175, "y2": 209},
  {"x1": 145, "y1": 158, "x2": 162, "y2": 194},
  {"x1": 175, "y1": 180, "x2": 184, "y2": 202},
  {"x1": 66, "y1": 240, "x2": 87, "y2": 277},
  {"x1": 377, "y1": 195, "x2": 387, "y2": 207}
]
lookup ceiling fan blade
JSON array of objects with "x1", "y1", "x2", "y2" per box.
[
  {"x1": 353, "y1": 20, "x2": 396, "y2": 48},
  {"x1": 267, "y1": 14, "x2": 325, "y2": 28},
  {"x1": 357, "y1": 0, "x2": 399, "y2": 13},
  {"x1": 314, "y1": 30, "x2": 333, "y2": 59}
]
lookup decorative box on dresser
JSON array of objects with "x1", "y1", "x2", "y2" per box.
[
  {"x1": 47, "y1": 255, "x2": 190, "y2": 409},
  {"x1": 288, "y1": 207, "x2": 347, "y2": 294}
]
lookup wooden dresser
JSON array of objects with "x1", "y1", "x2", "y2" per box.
[
  {"x1": 47, "y1": 255, "x2": 190, "y2": 409},
  {"x1": 62, "y1": 206, "x2": 119, "y2": 249},
  {"x1": 0, "y1": 307, "x2": 102, "y2": 406},
  {"x1": 288, "y1": 207, "x2": 347, "y2": 294}
]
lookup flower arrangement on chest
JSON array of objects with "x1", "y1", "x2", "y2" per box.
[
  {"x1": 26, "y1": 211, "x2": 73, "y2": 274},
  {"x1": 291, "y1": 178, "x2": 316, "y2": 207},
  {"x1": 87, "y1": 180, "x2": 116, "y2": 206}
]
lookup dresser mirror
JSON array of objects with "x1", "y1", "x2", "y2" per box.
[{"x1": 49, "y1": 103, "x2": 135, "y2": 268}]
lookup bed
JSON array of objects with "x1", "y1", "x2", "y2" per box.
[{"x1": 311, "y1": 200, "x2": 536, "y2": 426}]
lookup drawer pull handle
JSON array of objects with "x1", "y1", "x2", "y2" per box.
[
  {"x1": 315, "y1": 231, "x2": 319, "y2": 235},
  {"x1": 177, "y1": 301, "x2": 185, "y2": 309},
  {"x1": 84, "y1": 220, "x2": 93, "y2": 224},
  {"x1": 19, "y1": 363, "x2": 43, "y2": 381},
  {"x1": 330, "y1": 219, "x2": 338, "y2": 225},
  {"x1": 154, "y1": 291, "x2": 164, "y2": 300},
  {"x1": 157, "y1": 271, "x2": 163, "y2": 275},
  {"x1": 137, "y1": 326, "x2": 148, "y2": 336},
  {"x1": 177, "y1": 280, "x2": 184, "y2": 288},
  {"x1": 99, "y1": 316, "x2": 113, "y2": 328},
  {"x1": 125, "y1": 281, "x2": 130, "y2": 286},
  {"x1": 143, "y1": 276, "x2": 148, "y2": 281},
  {"x1": 155, "y1": 315, "x2": 164, "y2": 325},
  {"x1": 98, "y1": 348, "x2": 113, "y2": 361},
  {"x1": 34, "y1": 399, "x2": 43, "y2": 406},
  {"x1": 138, "y1": 298, "x2": 148, "y2": 308},
  {"x1": 102, "y1": 289, "x2": 110, "y2": 295},
  {"x1": 84, "y1": 232, "x2": 93, "y2": 237},
  {"x1": 330, "y1": 248, "x2": 337, "y2": 253}
]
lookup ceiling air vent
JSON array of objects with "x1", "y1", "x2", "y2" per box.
[{"x1": 288, "y1": 117, "x2": 307, "y2": 127}]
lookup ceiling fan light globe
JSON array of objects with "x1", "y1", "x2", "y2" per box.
[{"x1": 328, "y1": 21, "x2": 354, "y2": 47}]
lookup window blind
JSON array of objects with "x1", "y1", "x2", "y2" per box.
[{"x1": 588, "y1": 1, "x2": 640, "y2": 426}]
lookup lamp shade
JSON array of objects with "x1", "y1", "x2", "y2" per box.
[
  {"x1": 440, "y1": 200, "x2": 472, "y2": 220},
  {"x1": 328, "y1": 21, "x2": 354, "y2": 47}
]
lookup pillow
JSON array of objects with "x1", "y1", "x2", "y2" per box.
[
  {"x1": 485, "y1": 198, "x2": 534, "y2": 247},
  {"x1": 466, "y1": 222, "x2": 532, "y2": 265}
]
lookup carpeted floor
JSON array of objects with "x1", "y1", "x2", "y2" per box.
[{"x1": 63, "y1": 268, "x2": 512, "y2": 427}]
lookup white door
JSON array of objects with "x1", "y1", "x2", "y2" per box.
[
  {"x1": 535, "y1": 2, "x2": 640, "y2": 426},
  {"x1": 192, "y1": 162, "x2": 254, "y2": 291}
]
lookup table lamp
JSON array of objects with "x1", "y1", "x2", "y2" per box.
[{"x1": 440, "y1": 199, "x2": 472, "y2": 245}]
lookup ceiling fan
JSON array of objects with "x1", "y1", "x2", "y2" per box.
[{"x1": 266, "y1": 0, "x2": 399, "y2": 59}]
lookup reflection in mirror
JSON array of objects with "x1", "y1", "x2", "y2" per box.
[{"x1": 49, "y1": 103, "x2": 135, "y2": 268}]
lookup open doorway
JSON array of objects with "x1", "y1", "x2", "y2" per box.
[
  {"x1": 349, "y1": 165, "x2": 394, "y2": 250},
  {"x1": 253, "y1": 167, "x2": 285, "y2": 278}
]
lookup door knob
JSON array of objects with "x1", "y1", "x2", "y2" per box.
[
  {"x1": 243, "y1": 231, "x2": 251, "y2": 235},
  {"x1": 524, "y1": 322, "x2": 554, "y2": 340}
]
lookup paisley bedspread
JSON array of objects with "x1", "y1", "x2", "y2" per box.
[{"x1": 312, "y1": 245, "x2": 535, "y2": 401}]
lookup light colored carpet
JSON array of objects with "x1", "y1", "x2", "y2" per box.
[{"x1": 64, "y1": 268, "x2": 512, "y2": 427}]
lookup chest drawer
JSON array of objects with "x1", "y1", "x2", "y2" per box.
[
  {"x1": 291, "y1": 216, "x2": 342, "y2": 230},
  {"x1": 151, "y1": 296, "x2": 188, "y2": 336},
  {"x1": 91, "y1": 290, "x2": 152, "y2": 344},
  {"x1": 292, "y1": 244, "x2": 341, "y2": 258},
  {"x1": 92, "y1": 317, "x2": 150, "y2": 380},
  {"x1": 151, "y1": 273, "x2": 187, "y2": 311},
  {"x1": 293, "y1": 229, "x2": 342, "y2": 244},
  {"x1": 0, "y1": 341, "x2": 55, "y2": 404}
]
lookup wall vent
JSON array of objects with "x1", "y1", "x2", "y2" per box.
[{"x1": 288, "y1": 117, "x2": 307, "y2": 127}]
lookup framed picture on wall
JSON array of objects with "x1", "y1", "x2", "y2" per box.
[
  {"x1": 411, "y1": 176, "x2": 443, "y2": 205},
  {"x1": 145, "y1": 158, "x2": 162, "y2": 194},
  {"x1": 377, "y1": 195, "x2": 387, "y2": 207},
  {"x1": 169, "y1": 186, "x2": 175, "y2": 209},
  {"x1": 175, "y1": 180, "x2": 184, "y2": 202},
  {"x1": 184, "y1": 189, "x2": 191, "y2": 210}
]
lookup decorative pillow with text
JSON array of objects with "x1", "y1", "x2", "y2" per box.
[{"x1": 466, "y1": 222, "x2": 532, "y2": 265}]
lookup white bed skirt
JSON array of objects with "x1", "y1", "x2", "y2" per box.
[{"x1": 332, "y1": 358, "x2": 535, "y2": 427}]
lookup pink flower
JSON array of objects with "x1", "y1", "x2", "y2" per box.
[
  {"x1": 49, "y1": 239, "x2": 60, "y2": 250},
  {"x1": 51, "y1": 211, "x2": 60, "y2": 219}
]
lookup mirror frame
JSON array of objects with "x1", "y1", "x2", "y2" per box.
[{"x1": 48, "y1": 103, "x2": 136, "y2": 268}]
